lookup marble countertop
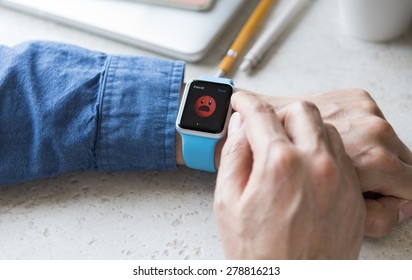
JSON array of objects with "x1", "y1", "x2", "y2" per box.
[{"x1": 0, "y1": 0, "x2": 411, "y2": 259}]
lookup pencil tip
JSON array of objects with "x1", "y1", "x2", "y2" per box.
[
  {"x1": 215, "y1": 69, "x2": 226, "y2": 78},
  {"x1": 239, "y1": 60, "x2": 253, "y2": 74}
]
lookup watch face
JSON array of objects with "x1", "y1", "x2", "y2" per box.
[{"x1": 179, "y1": 80, "x2": 233, "y2": 133}]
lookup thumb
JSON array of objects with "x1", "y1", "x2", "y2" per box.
[
  {"x1": 364, "y1": 197, "x2": 412, "y2": 237},
  {"x1": 215, "y1": 113, "x2": 252, "y2": 204}
]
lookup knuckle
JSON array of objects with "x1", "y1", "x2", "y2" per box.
[
  {"x1": 365, "y1": 147, "x2": 403, "y2": 173},
  {"x1": 369, "y1": 117, "x2": 394, "y2": 136},
  {"x1": 250, "y1": 99, "x2": 275, "y2": 114},
  {"x1": 359, "y1": 100, "x2": 382, "y2": 116},
  {"x1": 312, "y1": 153, "x2": 339, "y2": 182},
  {"x1": 267, "y1": 145, "x2": 300, "y2": 173},
  {"x1": 289, "y1": 101, "x2": 323, "y2": 128},
  {"x1": 362, "y1": 117, "x2": 395, "y2": 142},
  {"x1": 292, "y1": 100, "x2": 320, "y2": 115}
]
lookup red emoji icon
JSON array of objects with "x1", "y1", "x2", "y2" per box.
[{"x1": 194, "y1": 95, "x2": 216, "y2": 118}]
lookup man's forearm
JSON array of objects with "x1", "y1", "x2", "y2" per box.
[{"x1": 0, "y1": 41, "x2": 185, "y2": 185}]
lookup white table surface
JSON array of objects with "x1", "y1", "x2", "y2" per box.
[{"x1": 0, "y1": 0, "x2": 411, "y2": 259}]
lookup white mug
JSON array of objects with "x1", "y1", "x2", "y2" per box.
[{"x1": 339, "y1": 0, "x2": 412, "y2": 42}]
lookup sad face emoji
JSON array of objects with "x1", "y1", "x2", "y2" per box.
[{"x1": 194, "y1": 95, "x2": 216, "y2": 118}]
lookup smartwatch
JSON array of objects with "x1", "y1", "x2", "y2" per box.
[{"x1": 176, "y1": 76, "x2": 235, "y2": 172}]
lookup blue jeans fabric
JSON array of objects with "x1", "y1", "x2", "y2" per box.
[{"x1": 0, "y1": 41, "x2": 185, "y2": 185}]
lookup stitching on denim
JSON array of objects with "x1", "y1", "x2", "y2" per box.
[
  {"x1": 165, "y1": 61, "x2": 184, "y2": 169},
  {"x1": 94, "y1": 55, "x2": 112, "y2": 170}
]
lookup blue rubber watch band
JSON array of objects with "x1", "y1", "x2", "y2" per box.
[
  {"x1": 180, "y1": 132, "x2": 220, "y2": 172},
  {"x1": 179, "y1": 76, "x2": 234, "y2": 172}
]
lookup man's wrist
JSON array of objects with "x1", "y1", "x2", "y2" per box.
[{"x1": 176, "y1": 83, "x2": 185, "y2": 166}]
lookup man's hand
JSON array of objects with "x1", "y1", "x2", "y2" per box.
[
  {"x1": 214, "y1": 92, "x2": 366, "y2": 259},
  {"x1": 259, "y1": 89, "x2": 412, "y2": 237}
]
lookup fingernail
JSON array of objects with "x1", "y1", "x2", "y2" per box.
[
  {"x1": 228, "y1": 112, "x2": 242, "y2": 136},
  {"x1": 399, "y1": 201, "x2": 412, "y2": 223}
]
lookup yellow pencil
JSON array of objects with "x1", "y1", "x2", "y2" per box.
[{"x1": 216, "y1": 0, "x2": 275, "y2": 77}]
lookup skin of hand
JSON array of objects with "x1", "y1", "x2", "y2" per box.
[
  {"x1": 214, "y1": 92, "x2": 366, "y2": 259},
  {"x1": 258, "y1": 89, "x2": 412, "y2": 237},
  {"x1": 176, "y1": 87, "x2": 412, "y2": 237}
]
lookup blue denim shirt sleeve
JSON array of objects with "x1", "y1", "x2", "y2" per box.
[{"x1": 0, "y1": 41, "x2": 185, "y2": 185}]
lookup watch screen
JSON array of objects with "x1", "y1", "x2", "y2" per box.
[{"x1": 179, "y1": 80, "x2": 233, "y2": 133}]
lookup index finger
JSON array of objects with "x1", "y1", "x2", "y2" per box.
[
  {"x1": 231, "y1": 92, "x2": 291, "y2": 157},
  {"x1": 281, "y1": 101, "x2": 327, "y2": 153}
]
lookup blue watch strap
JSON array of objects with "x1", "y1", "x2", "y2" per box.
[
  {"x1": 180, "y1": 132, "x2": 220, "y2": 172},
  {"x1": 179, "y1": 76, "x2": 234, "y2": 172}
]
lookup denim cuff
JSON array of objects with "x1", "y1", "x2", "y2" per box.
[{"x1": 96, "y1": 55, "x2": 185, "y2": 171}]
